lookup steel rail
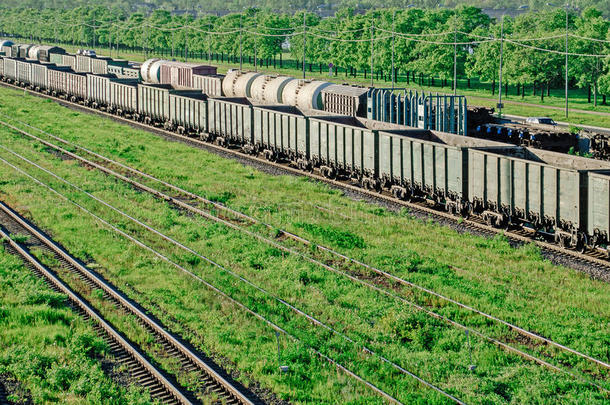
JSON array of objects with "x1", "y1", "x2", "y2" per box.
[
  {"x1": 0, "y1": 154, "x2": 410, "y2": 405},
  {"x1": 2, "y1": 116, "x2": 610, "y2": 377},
  {"x1": 0, "y1": 216, "x2": 193, "y2": 405},
  {"x1": 0, "y1": 198, "x2": 256, "y2": 405},
  {"x1": 0, "y1": 140, "x2": 463, "y2": 404}
]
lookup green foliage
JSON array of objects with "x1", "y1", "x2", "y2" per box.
[{"x1": 0, "y1": 4, "x2": 608, "y2": 99}]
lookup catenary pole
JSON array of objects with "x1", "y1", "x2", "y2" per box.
[
  {"x1": 302, "y1": 12, "x2": 306, "y2": 79},
  {"x1": 370, "y1": 17, "x2": 374, "y2": 87}
]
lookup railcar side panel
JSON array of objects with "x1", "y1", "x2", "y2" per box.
[
  {"x1": 16, "y1": 60, "x2": 32, "y2": 84},
  {"x1": 138, "y1": 84, "x2": 170, "y2": 122},
  {"x1": 61, "y1": 54, "x2": 76, "y2": 70},
  {"x1": 66, "y1": 72, "x2": 87, "y2": 100},
  {"x1": 30, "y1": 63, "x2": 49, "y2": 89},
  {"x1": 587, "y1": 172, "x2": 610, "y2": 240},
  {"x1": 169, "y1": 94, "x2": 207, "y2": 132},
  {"x1": 207, "y1": 98, "x2": 252, "y2": 144},
  {"x1": 4, "y1": 58, "x2": 17, "y2": 81},
  {"x1": 87, "y1": 74, "x2": 111, "y2": 106},
  {"x1": 110, "y1": 81, "x2": 138, "y2": 114}
]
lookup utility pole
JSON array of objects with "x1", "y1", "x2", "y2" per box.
[
  {"x1": 453, "y1": 17, "x2": 457, "y2": 95},
  {"x1": 184, "y1": 25, "x2": 188, "y2": 62},
  {"x1": 115, "y1": 17, "x2": 120, "y2": 58},
  {"x1": 254, "y1": 23, "x2": 257, "y2": 72},
  {"x1": 498, "y1": 15, "x2": 505, "y2": 118},
  {"x1": 564, "y1": 6, "x2": 569, "y2": 118},
  {"x1": 391, "y1": 10, "x2": 396, "y2": 90},
  {"x1": 302, "y1": 12, "x2": 306, "y2": 79},
  {"x1": 239, "y1": 13, "x2": 243, "y2": 70},
  {"x1": 370, "y1": 17, "x2": 374, "y2": 87},
  {"x1": 208, "y1": 22, "x2": 212, "y2": 61}
]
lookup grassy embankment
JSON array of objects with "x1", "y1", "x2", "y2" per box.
[
  {"x1": 0, "y1": 86, "x2": 608, "y2": 403},
  {"x1": 52, "y1": 42, "x2": 610, "y2": 128},
  {"x1": 0, "y1": 245, "x2": 153, "y2": 404}
]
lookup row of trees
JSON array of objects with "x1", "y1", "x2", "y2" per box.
[{"x1": 1, "y1": 6, "x2": 609, "y2": 103}]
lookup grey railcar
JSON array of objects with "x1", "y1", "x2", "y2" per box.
[
  {"x1": 137, "y1": 83, "x2": 202, "y2": 126},
  {"x1": 75, "y1": 54, "x2": 92, "y2": 73},
  {"x1": 586, "y1": 171, "x2": 610, "y2": 250},
  {"x1": 91, "y1": 57, "x2": 129, "y2": 75},
  {"x1": 3, "y1": 58, "x2": 17, "y2": 81},
  {"x1": 109, "y1": 80, "x2": 138, "y2": 116},
  {"x1": 168, "y1": 93, "x2": 208, "y2": 134},
  {"x1": 0, "y1": 57, "x2": 4, "y2": 77},
  {"x1": 377, "y1": 129, "x2": 505, "y2": 210},
  {"x1": 49, "y1": 52, "x2": 64, "y2": 66},
  {"x1": 16, "y1": 59, "x2": 33, "y2": 85},
  {"x1": 207, "y1": 97, "x2": 253, "y2": 145},
  {"x1": 193, "y1": 74, "x2": 224, "y2": 97},
  {"x1": 12, "y1": 44, "x2": 32, "y2": 59},
  {"x1": 468, "y1": 147, "x2": 610, "y2": 248},
  {"x1": 252, "y1": 105, "x2": 309, "y2": 162},
  {"x1": 87, "y1": 73, "x2": 113, "y2": 107},
  {"x1": 308, "y1": 116, "x2": 377, "y2": 184},
  {"x1": 48, "y1": 67, "x2": 66, "y2": 95},
  {"x1": 65, "y1": 71, "x2": 88, "y2": 101},
  {"x1": 30, "y1": 62, "x2": 48, "y2": 90},
  {"x1": 62, "y1": 54, "x2": 76, "y2": 70}
]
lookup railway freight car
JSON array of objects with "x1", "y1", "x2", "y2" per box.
[
  {"x1": 30, "y1": 62, "x2": 69, "y2": 92},
  {"x1": 136, "y1": 83, "x2": 203, "y2": 127},
  {"x1": 107, "y1": 64, "x2": 141, "y2": 80},
  {"x1": 87, "y1": 73, "x2": 115, "y2": 108},
  {"x1": 2, "y1": 57, "x2": 17, "y2": 82},
  {"x1": 11, "y1": 44, "x2": 32, "y2": 59},
  {"x1": 321, "y1": 84, "x2": 368, "y2": 117},
  {"x1": 28, "y1": 45, "x2": 65, "y2": 63},
  {"x1": 222, "y1": 70, "x2": 262, "y2": 99},
  {"x1": 61, "y1": 54, "x2": 77, "y2": 71},
  {"x1": 586, "y1": 171, "x2": 610, "y2": 251},
  {"x1": 307, "y1": 115, "x2": 378, "y2": 185},
  {"x1": 64, "y1": 71, "x2": 88, "y2": 102},
  {"x1": 252, "y1": 105, "x2": 309, "y2": 163},
  {"x1": 0, "y1": 40, "x2": 14, "y2": 57},
  {"x1": 168, "y1": 92, "x2": 208, "y2": 135},
  {"x1": 109, "y1": 79, "x2": 138, "y2": 117},
  {"x1": 249, "y1": 75, "x2": 295, "y2": 104},
  {"x1": 91, "y1": 57, "x2": 129, "y2": 75},
  {"x1": 193, "y1": 74, "x2": 224, "y2": 97},
  {"x1": 15, "y1": 59, "x2": 33, "y2": 86},
  {"x1": 377, "y1": 129, "x2": 507, "y2": 212},
  {"x1": 206, "y1": 97, "x2": 253, "y2": 146},
  {"x1": 468, "y1": 146, "x2": 610, "y2": 249}
]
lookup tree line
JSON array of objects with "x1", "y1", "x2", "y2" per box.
[{"x1": 1, "y1": 5, "x2": 609, "y2": 104}]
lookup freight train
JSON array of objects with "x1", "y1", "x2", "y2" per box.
[{"x1": 2, "y1": 46, "x2": 610, "y2": 255}]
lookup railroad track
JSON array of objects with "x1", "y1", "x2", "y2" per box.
[
  {"x1": 1, "y1": 80, "x2": 607, "y2": 280},
  {"x1": 0, "y1": 200, "x2": 258, "y2": 405},
  {"x1": 1, "y1": 116, "x2": 610, "y2": 394},
  {"x1": 0, "y1": 148, "x2": 418, "y2": 404}
]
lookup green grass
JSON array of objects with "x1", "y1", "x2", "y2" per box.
[
  {"x1": 0, "y1": 86, "x2": 608, "y2": 403},
  {"x1": 0, "y1": 244, "x2": 152, "y2": 404}
]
